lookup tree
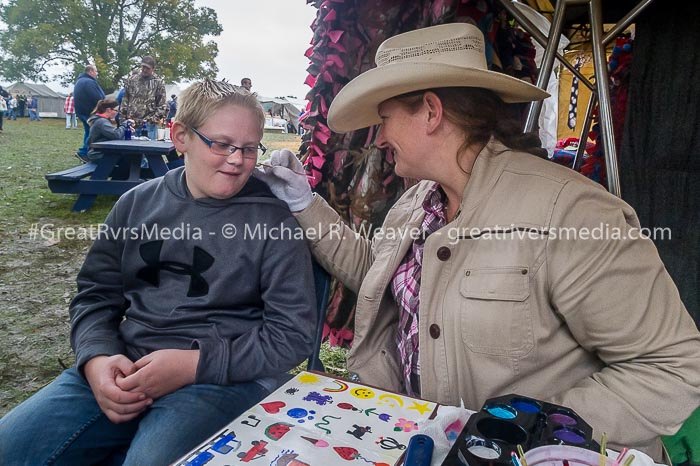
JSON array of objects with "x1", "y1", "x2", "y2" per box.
[{"x1": 0, "y1": 0, "x2": 222, "y2": 93}]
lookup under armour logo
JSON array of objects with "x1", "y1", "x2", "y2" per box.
[{"x1": 136, "y1": 240, "x2": 214, "y2": 297}]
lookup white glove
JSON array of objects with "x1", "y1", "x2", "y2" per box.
[{"x1": 253, "y1": 149, "x2": 313, "y2": 212}]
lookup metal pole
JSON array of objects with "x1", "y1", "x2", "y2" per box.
[
  {"x1": 572, "y1": 93, "x2": 596, "y2": 172},
  {"x1": 602, "y1": 0, "x2": 654, "y2": 45},
  {"x1": 498, "y1": 0, "x2": 595, "y2": 91},
  {"x1": 589, "y1": 0, "x2": 621, "y2": 196},
  {"x1": 524, "y1": 1, "x2": 568, "y2": 132}
]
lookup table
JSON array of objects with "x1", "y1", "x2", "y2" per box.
[
  {"x1": 174, "y1": 371, "x2": 440, "y2": 466},
  {"x1": 45, "y1": 139, "x2": 178, "y2": 212},
  {"x1": 173, "y1": 371, "x2": 663, "y2": 466}
]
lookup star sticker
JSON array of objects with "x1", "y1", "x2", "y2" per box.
[{"x1": 407, "y1": 401, "x2": 431, "y2": 415}]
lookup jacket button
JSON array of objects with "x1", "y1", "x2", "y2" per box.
[
  {"x1": 436, "y1": 246, "x2": 451, "y2": 261},
  {"x1": 521, "y1": 268, "x2": 528, "y2": 275},
  {"x1": 429, "y1": 324, "x2": 441, "y2": 339}
]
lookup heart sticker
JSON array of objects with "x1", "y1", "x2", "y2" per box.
[{"x1": 261, "y1": 401, "x2": 286, "y2": 414}]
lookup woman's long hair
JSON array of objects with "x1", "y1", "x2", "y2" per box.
[
  {"x1": 393, "y1": 87, "x2": 546, "y2": 172},
  {"x1": 91, "y1": 98, "x2": 119, "y2": 115}
]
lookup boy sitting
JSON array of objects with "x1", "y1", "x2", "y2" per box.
[{"x1": 0, "y1": 80, "x2": 317, "y2": 465}]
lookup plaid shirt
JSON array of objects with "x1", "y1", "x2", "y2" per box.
[
  {"x1": 390, "y1": 182, "x2": 448, "y2": 396},
  {"x1": 64, "y1": 95, "x2": 75, "y2": 114}
]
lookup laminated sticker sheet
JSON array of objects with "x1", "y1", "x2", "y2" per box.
[{"x1": 175, "y1": 371, "x2": 438, "y2": 466}]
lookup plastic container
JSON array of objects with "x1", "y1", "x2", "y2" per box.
[{"x1": 524, "y1": 445, "x2": 618, "y2": 466}]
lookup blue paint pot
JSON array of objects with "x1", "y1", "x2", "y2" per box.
[
  {"x1": 511, "y1": 398, "x2": 541, "y2": 414},
  {"x1": 484, "y1": 403, "x2": 517, "y2": 420}
]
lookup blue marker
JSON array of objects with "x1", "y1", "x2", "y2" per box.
[{"x1": 404, "y1": 434, "x2": 434, "y2": 466}]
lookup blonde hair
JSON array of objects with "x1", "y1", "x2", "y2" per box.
[{"x1": 175, "y1": 79, "x2": 265, "y2": 132}]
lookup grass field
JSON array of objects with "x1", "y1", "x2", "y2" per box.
[{"x1": 0, "y1": 118, "x2": 346, "y2": 416}]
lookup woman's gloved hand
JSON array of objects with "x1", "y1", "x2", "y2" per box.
[{"x1": 253, "y1": 149, "x2": 313, "y2": 212}]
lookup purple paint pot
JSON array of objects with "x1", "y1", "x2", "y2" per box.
[
  {"x1": 548, "y1": 413, "x2": 577, "y2": 426},
  {"x1": 511, "y1": 398, "x2": 541, "y2": 414},
  {"x1": 552, "y1": 428, "x2": 586, "y2": 444}
]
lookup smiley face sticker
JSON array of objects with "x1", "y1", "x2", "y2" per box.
[{"x1": 349, "y1": 387, "x2": 376, "y2": 400}]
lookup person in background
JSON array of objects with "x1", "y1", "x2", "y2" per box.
[
  {"x1": 255, "y1": 23, "x2": 700, "y2": 459},
  {"x1": 298, "y1": 109, "x2": 305, "y2": 136},
  {"x1": 8, "y1": 95, "x2": 17, "y2": 120},
  {"x1": 74, "y1": 65, "x2": 106, "y2": 160},
  {"x1": 166, "y1": 94, "x2": 177, "y2": 123},
  {"x1": 0, "y1": 79, "x2": 316, "y2": 465},
  {"x1": 64, "y1": 92, "x2": 77, "y2": 129},
  {"x1": 0, "y1": 93, "x2": 6, "y2": 132},
  {"x1": 0, "y1": 85, "x2": 8, "y2": 131},
  {"x1": 240, "y1": 77, "x2": 252, "y2": 92},
  {"x1": 16, "y1": 94, "x2": 26, "y2": 117},
  {"x1": 86, "y1": 98, "x2": 130, "y2": 161},
  {"x1": 27, "y1": 95, "x2": 40, "y2": 121},
  {"x1": 120, "y1": 56, "x2": 167, "y2": 140}
]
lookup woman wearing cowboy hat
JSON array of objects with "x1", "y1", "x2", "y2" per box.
[{"x1": 255, "y1": 23, "x2": 700, "y2": 458}]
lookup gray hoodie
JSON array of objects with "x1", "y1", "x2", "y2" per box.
[
  {"x1": 87, "y1": 114, "x2": 127, "y2": 160},
  {"x1": 70, "y1": 167, "x2": 317, "y2": 388}
]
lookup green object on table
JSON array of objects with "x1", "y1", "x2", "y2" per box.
[{"x1": 663, "y1": 406, "x2": 700, "y2": 466}]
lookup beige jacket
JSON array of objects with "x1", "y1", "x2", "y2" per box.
[{"x1": 295, "y1": 140, "x2": 700, "y2": 458}]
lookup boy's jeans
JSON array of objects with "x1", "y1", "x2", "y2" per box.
[{"x1": 0, "y1": 367, "x2": 269, "y2": 466}]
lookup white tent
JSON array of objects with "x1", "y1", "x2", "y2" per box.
[
  {"x1": 6, "y1": 82, "x2": 65, "y2": 117},
  {"x1": 257, "y1": 95, "x2": 306, "y2": 132}
]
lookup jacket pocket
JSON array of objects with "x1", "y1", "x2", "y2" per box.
[{"x1": 459, "y1": 266, "x2": 534, "y2": 357}]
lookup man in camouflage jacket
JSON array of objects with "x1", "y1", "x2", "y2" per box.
[{"x1": 120, "y1": 56, "x2": 167, "y2": 140}]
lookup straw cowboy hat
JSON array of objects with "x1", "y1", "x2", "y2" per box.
[{"x1": 327, "y1": 23, "x2": 549, "y2": 133}]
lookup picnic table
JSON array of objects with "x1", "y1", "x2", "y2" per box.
[{"x1": 45, "y1": 139, "x2": 180, "y2": 212}]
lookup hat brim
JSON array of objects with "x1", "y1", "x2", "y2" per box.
[{"x1": 328, "y1": 62, "x2": 549, "y2": 133}]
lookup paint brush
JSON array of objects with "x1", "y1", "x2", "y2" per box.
[
  {"x1": 517, "y1": 444, "x2": 528, "y2": 466},
  {"x1": 621, "y1": 455, "x2": 635, "y2": 466},
  {"x1": 599, "y1": 432, "x2": 608, "y2": 466},
  {"x1": 255, "y1": 162, "x2": 306, "y2": 176},
  {"x1": 511, "y1": 452, "x2": 523, "y2": 466},
  {"x1": 613, "y1": 448, "x2": 629, "y2": 466}
]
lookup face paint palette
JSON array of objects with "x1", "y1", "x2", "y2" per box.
[{"x1": 442, "y1": 394, "x2": 601, "y2": 466}]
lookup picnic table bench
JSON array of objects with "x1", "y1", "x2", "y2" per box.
[{"x1": 45, "y1": 140, "x2": 179, "y2": 212}]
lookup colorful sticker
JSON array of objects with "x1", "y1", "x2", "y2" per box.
[
  {"x1": 346, "y1": 425, "x2": 372, "y2": 440},
  {"x1": 393, "y1": 418, "x2": 418, "y2": 433},
  {"x1": 303, "y1": 391, "x2": 333, "y2": 405},
  {"x1": 350, "y1": 387, "x2": 375, "y2": 400},
  {"x1": 300, "y1": 436, "x2": 329, "y2": 448},
  {"x1": 270, "y1": 449, "x2": 310, "y2": 466},
  {"x1": 377, "y1": 394, "x2": 404, "y2": 408},
  {"x1": 323, "y1": 380, "x2": 349, "y2": 392},
  {"x1": 264, "y1": 422, "x2": 294, "y2": 441},
  {"x1": 314, "y1": 414, "x2": 341, "y2": 435},
  {"x1": 286, "y1": 408, "x2": 315, "y2": 423},
  {"x1": 376, "y1": 436, "x2": 406, "y2": 451},
  {"x1": 237, "y1": 440, "x2": 268, "y2": 462},
  {"x1": 261, "y1": 401, "x2": 286, "y2": 414},
  {"x1": 241, "y1": 414, "x2": 261, "y2": 428}
]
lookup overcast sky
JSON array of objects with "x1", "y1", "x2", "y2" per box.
[
  {"x1": 196, "y1": 0, "x2": 317, "y2": 100},
  {"x1": 2, "y1": 1, "x2": 318, "y2": 101}
]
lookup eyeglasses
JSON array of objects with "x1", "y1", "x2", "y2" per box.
[{"x1": 189, "y1": 126, "x2": 266, "y2": 159}]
